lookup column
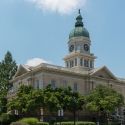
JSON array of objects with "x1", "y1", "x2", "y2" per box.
[
  {"x1": 92, "y1": 60, "x2": 94, "y2": 68},
  {"x1": 83, "y1": 58, "x2": 84, "y2": 66},
  {"x1": 68, "y1": 61, "x2": 70, "y2": 68},
  {"x1": 77, "y1": 57, "x2": 80, "y2": 66},
  {"x1": 65, "y1": 61, "x2": 67, "y2": 68}
]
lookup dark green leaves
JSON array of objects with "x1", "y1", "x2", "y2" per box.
[{"x1": 85, "y1": 85, "x2": 124, "y2": 114}]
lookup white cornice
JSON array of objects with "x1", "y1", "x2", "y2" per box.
[
  {"x1": 11, "y1": 63, "x2": 125, "y2": 85},
  {"x1": 63, "y1": 51, "x2": 97, "y2": 60},
  {"x1": 68, "y1": 36, "x2": 91, "y2": 44}
]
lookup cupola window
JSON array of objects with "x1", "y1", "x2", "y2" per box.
[
  {"x1": 70, "y1": 60, "x2": 74, "y2": 67},
  {"x1": 90, "y1": 60, "x2": 92, "y2": 68},
  {"x1": 75, "y1": 58, "x2": 77, "y2": 66},
  {"x1": 80, "y1": 58, "x2": 83, "y2": 66},
  {"x1": 84, "y1": 59, "x2": 89, "y2": 67}
]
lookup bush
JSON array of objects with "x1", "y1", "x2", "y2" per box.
[
  {"x1": 19, "y1": 118, "x2": 39, "y2": 125},
  {"x1": 37, "y1": 122, "x2": 49, "y2": 125},
  {"x1": 0, "y1": 113, "x2": 17, "y2": 123},
  {"x1": 10, "y1": 122, "x2": 29, "y2": 125},
  {"x1": 54, "y1": 122, "x2": 96, "y2": 125},
  {"x1": 103, "y1": 123, "x2": 118, "y2": 125}
]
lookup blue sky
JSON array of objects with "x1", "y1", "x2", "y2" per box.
[{"x1": 0, "y1": 0, "x2": 125, "y2": 78}]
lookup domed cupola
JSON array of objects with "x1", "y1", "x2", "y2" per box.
[{"x1": 69, "y1": 10, "x2": 90, "y2": 39}]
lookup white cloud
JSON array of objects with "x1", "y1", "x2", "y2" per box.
[
  {"x1": 26, "y1": 0, "x2": 87, "y2": 15},
  {"x1": 25, "y1": 58, "x2": 51, "y2": 66}
]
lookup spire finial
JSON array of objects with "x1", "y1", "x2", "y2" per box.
[{"x1": 78, "y1": 9, "x2": 80, "y2": 14}]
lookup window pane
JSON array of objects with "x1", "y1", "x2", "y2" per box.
[
  {"x1": 51, "y1": 80, "x2": 56, "y2": 89},
  {"x1": 63, "y1": 82, "x2": 67, "y2": 88},
  {"x1": 37, "y1": 80, "x2": 39, "y2": 89},
  {"x1": 74, "y1": 83, "x2": 77, "y2": 91}
]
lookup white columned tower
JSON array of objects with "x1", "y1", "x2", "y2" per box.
[{"x1": 63, "y1": 10, "x2": 97, "y2": 71}]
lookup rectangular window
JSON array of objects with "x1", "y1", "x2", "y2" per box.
[
  {"x1": 74, "y1": 83, "x2": 77, "y2": 91},
  {"x1": 51, "y1": 80, "x2": 56, "y2": 89},
  {"x1": 63, "y1": 82, "x2": 67, "y2": 88},
  {"x1": 36, "y1": 80, "x2": 39, "y2": 89}
]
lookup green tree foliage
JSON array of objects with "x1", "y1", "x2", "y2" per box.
[
  {"x1": 0, "y1": 51, "x2": 18, "y2": 91},
  {"x1": 85, "y1": 84, "x2": 124, "y2": 114},
  {"x1": 0, "y1": 51, "x2": 17, "y2": 113},
  {"x1": 43, "y1": 85, "x2": 61, "y2": 113},
  {"x1": 7, "y1": 85, "x2": 44, "y2": 115},
  {"x1": 7, "y1": 84, "x2": 85, "y2": 115},
  {"x1": 55, "y1": 86, "x2": 85, "y2": 112}
]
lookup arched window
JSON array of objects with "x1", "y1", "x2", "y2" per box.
[
  {"x1": 84, "y1": 59, "x2": 89, "y2": 67},
  {"x1": 80, "y1": 58, "x2": 83, "y2": 66},
  {"x1": 75, "y1": 58, "x2": 77, "y2": 66},
  {"x1": 72, "y1": 60, "x2": 74, "y2": 67},
  {"x1": 70, "y1": 60, "x2": 74, "y2": 67}
]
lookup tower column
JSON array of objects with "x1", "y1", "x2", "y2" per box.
[
  {"x1": 65, "y1": 61, "x2": 67, "y2": 68},
  {"x1": 92, "y1": 60, "x2": 94, "y2": 68},
  {"x1": 88, "y1": 60, "x2": 90, "y2": 68},
  {"x1": 77, "y1": 57, "x2": 80, "y2": 66},
  {"x1": 68, "y1": 61, "x2": 70, "y2": 68},
  {"x1": 83, "y1": 58, "x2": 84, "y2": 66}
]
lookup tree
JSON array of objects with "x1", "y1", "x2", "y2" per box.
[
  {"x1": 7, "y1": 85, "x2": 33, "y2": 114},
  {"x1": 85, "y1": 85, "x2": 124, "y2": 121},
  {"x1": 55, "y1": 86, "x2": 85, "y2": 112},
  {"x1": 0, "y1": 51, "x2": 18, "y2": 91},
  {"x1": 0, "y1": 51, "x2": 18, "y2": 113},
  {"x1": 7, "y1": 85, "x2": 44, "y2": 115},
  {"x1": 43, "y1": 85, "x2": 61, "y2": 113}
]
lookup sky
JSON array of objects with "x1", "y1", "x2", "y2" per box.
[{"x1": 0, "y1": 0, "x2": 125, "y2": 78}]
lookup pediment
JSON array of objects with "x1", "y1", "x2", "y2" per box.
[
  {"x1": 89, "y1": 66, "x2": 117, "y2": 80},
  {"x1": 14, "y1": 65, "x2": 31, "y2": 78}
]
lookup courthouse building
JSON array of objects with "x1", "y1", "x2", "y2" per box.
[{"x1": 7, "y1": 12, "x2": 125, "y2": 116}]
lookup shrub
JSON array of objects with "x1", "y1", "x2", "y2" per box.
[
  {"x1": 0, "y1": 113, "x2": 17, "y2": 123},
  {"x1": 54, "y1": 121, "x2": 96, "y2": 125},
  {"x1": 37, "y1": 122, "x2": 49, "y2": 125},
  {"x1": 10, "y1": 122, "x2": 29, "y2": 125},
  {"x1": 103, "y1": 123, "x2": 118, "y2": 125},
  {"x1": 19, "y1": 118, "x2": 39, "y2": 125}
]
